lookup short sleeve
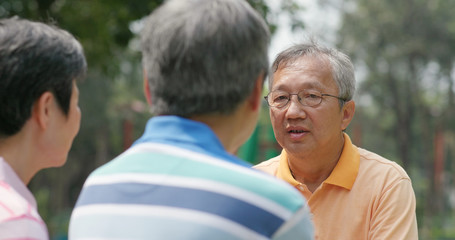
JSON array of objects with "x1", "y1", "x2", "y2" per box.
[{"x1": 369, "y1": 178, "x2": 418, "y2": 240}]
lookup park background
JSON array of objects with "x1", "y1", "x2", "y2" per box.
[{"x1": 1, "y1": 0, "x2": 455, "y2": 239}]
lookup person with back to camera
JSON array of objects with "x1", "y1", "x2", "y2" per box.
[
  {"x1": 69, "y1": 0, "x2": 314, "y2": 239},
  {"x1": 0, "y1": 17, "x2": 87, "y2": 239},
  {"x1": 255, "y1": 40, "x2": 418, "y2": 240}
]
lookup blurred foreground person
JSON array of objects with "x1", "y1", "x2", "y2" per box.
[
  {"x1": 0, "y1": 17, "x2": 86, "y2": 239},
  {"x1": 69, "y1": 0, "x2": 313, "y2": 239},
  {"x1": 255, "y1": 40, "x2": 418, "y2": 240}
]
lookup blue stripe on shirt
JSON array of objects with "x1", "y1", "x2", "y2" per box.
[{"x1": 76, "y1": 182, "x2": 284, "y2": 237}]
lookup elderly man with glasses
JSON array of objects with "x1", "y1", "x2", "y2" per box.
[{"x1": 255, "y1": 40, "x2": 418, "y2": 240}]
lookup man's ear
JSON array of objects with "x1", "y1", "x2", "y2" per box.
[
  {"x1": 143, "y1": 70, "x2": 152, "y2": 105},
  {"x1": 341, "y1": 100, "x2": 355, "y2": 131},
  {"x1": 248, "y1": 72, "x2": 265, "y2": 111},
  {"x1": 32, "y1": 92, "x2": 54, "y2": 130}
]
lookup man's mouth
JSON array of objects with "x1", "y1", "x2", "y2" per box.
[
  {"x1": 289, "y1": 129, "x2": 305, "y2": 133},
  {"x1": 287, "y1": 128, "x2": 308, "y2": 140}
]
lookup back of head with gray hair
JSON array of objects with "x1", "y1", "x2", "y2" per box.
[
  {"x1": 141, "y1": 0, "x2": 270, "y2": 117},
  {"x1": 270, "y1": 40, "x2": 356, "y2": 103}
]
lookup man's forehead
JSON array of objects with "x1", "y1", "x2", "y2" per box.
[
  {"x1": 271, "y1": 56, "x2": 335, "y2": 91},
  {"x1": 277, "y1": 54, "x2": 330, "y2": 71}
]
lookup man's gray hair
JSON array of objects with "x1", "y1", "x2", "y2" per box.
[
  {"x1": 270, "y1": 40, "x2": 356, "y2": 103},
  {"x1": 141, "y1": 0, "x2": 270, "y2": 116}
]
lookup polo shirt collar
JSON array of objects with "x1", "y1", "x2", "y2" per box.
[
  {"x1": 133, "y1": 115, "x2": 250, "y2": 167},
  {"x1": 278, "y1": 133, "x2": 360, "y2": 190},
  {"x1": 277, "y1": 153, "x2": 300, "y2": 187},
  {"x1": 324, "y1": 133, "x2": 359, "y2": 189}
]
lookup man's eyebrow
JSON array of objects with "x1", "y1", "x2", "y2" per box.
[{"x1": 272, "y1": 82, "x2": 325, "y2": 92}]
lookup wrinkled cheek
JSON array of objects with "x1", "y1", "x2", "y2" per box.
[
  {"x1": 269, "y1": 114, "x2": 279, "y2": 135},
  {"x1": 269, "y1": 110, "x2": 281, "y2": 125}
]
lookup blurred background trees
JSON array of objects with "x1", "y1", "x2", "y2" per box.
[
  {"x1": 1, "y1": 0, "x2": 454, "y2": 239},
  {"x1": 333, "y1": 0, "x2": 455, "y2": 238}
]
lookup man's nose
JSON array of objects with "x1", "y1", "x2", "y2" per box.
[{"x1": 285, "y1": 95, "x2": 307, "y2": 119}]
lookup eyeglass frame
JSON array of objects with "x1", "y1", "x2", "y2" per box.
[{"x1": 264, "y1": 89, "x2": 347, "y2": 108}]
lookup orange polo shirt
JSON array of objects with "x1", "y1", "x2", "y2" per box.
[{"x1": 254, "y1": 134, "x2": 418, "y2": 240}]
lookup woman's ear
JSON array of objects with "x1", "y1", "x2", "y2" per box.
[{"x1": 32, "y1": 91, "x2": 55, "y2": 130}]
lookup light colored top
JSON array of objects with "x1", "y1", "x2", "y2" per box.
[
  {"x1": 254, "y1": 133, "x2": 418, "y2": 240},
  {"x1": 0, "y1": 157, "x2": 48, "y2": 240},
  {"x1": 69, "y1": 116, "x2": 314, "y2": 240}
]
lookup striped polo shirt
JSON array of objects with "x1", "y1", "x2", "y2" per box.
[
  {"x1": 0, "y1": 157, "x2": 49, "y2": 240},
  {"x1": 69, "y1": 116, "x2": 313, "y2": 239}
]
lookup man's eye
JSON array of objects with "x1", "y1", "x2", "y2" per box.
[
  {"x1": 273, "y1": 95, "x2": 289, "y2": 102},
  {"x1": 304, "y1": 93, "x2": 320, "y2": 99},
  {"x1": 275, "y1": 95, "x2": 289, "y2": 101}
]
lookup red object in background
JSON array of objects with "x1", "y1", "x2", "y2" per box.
[
  {"x1": 123, "y1": 119, "x2": 134, "y2": 150},
  {"x1": 434, "y1": 128, "x2": 445, "y2": 193}
]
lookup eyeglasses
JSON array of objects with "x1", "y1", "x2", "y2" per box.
[{"x1": 264, "y1": 89, "x2": 346, "y2": 108}]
